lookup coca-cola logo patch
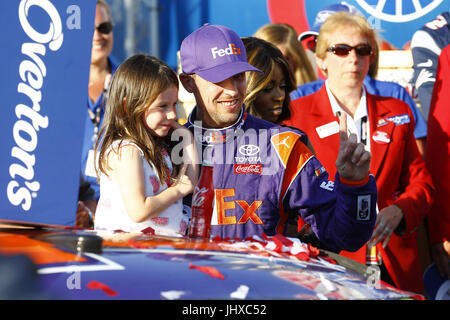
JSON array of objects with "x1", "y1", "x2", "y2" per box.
[
  {"x1": 234, "y1": 164, "x2": 263, "y2": 175},
  {"x1": 192, "y1": 186, "x2": 209, "y2": 207}
]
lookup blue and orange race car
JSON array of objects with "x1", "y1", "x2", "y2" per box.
[{"x1": 0, "y1": 219, "x2": 423, "y2": 302}]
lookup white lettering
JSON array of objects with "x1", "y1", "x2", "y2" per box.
[
  {"x1": 211, "y1": 43, "x2": 240, "y2": 59},
  {"x1": 10, "y1": 147, "x2": 36, "y2": 181},
  {"x1": 15, "y1": 104, "x2": 49, "y2": 131},
  {"x1": 192, "y1": 187, "x2": 208, "y2": 207},
  {"x1": 21, "y1": 43, "x2": 47, "y2": 77},
  {"x1": 66, "y1": 5, "x2": 81, "y2": 30},
  {"x1": 211, "y1": 47, "x2": 219, "y2": 59},
  {"x1": 18, "y1": 0, "x2": 64, "y2": 51},
  {"x1": 7, "y1": 0, "x2": 64, "y2": 211},
  {"x1": 66, "y1": 270, "x2": 81, "y2": 290},
  {"x1": 19, "y1": 60, "x2": 44, "y2": 90},
  {"x1": 13, "y1": 120, "x2": 38, "y2": 152},
  {"x1": 7, "y1": 181, "x2": 32, "y2": 211},
  {"x1": 320, "y1": 180, "x2": 334, "y2": 191},
  {"x1": 17, "y1": 83, "x2": 42, "y2": 112}
]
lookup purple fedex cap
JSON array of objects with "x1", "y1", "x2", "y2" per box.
[
  {"x1": 298, "y1": 2, "x2": 364, "y2": 41},
  {"x1": 180, "y1": 24, "x2": 262, "y2": 83}
]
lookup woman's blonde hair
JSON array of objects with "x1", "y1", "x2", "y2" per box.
[
  {"x1": 97, "y1": 0, "x2": 112, "y2": 21},
  {"x1": 95, "y1": 54, "x2": 179, "y2": 185},
  {"x1": 316, "y1": 11, "x2": 377, "y2": 64},
  {"x1": 254, "y1": 23, "x2": 317, "y2": 86},
  {"x1": 242, "y1": 37, "x2": 295, "y2": 123}
]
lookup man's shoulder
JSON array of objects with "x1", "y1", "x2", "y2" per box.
[
  {"x1": 245, "y1": 114, "x2": 305, "y2": 135},
  {"x1": 244, "y1": 113, "x2": 275, "y2": 128}
]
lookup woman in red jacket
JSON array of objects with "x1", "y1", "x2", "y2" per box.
[
  {"x1": 426, "y1": 44, "x2": 450, "y2": 281},
  {"x1": 284, "y1": 11, "x2": 434, "y2": 294}
]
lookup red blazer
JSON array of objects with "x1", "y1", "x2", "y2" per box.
[
  {"x1": 284, "y1": 85, "x2": 434, "y2": 293},
  {"x1": 426, "y1": 44, "x2": 450, "y2": 246}
]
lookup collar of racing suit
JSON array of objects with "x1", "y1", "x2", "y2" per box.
[{"x1": 186, "y1": 105, "x2": 248, "y2": 146}]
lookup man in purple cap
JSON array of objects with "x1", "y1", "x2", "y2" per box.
[{"x1": 179, "y1": 24, "x2": 377, "y2": 253}]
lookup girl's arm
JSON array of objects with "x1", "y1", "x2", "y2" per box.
[
  {"x1": 111, "y1": 145, "x2": 193, "y2": 223},
  {"x1": 170, "y1": 121, "x2": 200, "y2": 188}
]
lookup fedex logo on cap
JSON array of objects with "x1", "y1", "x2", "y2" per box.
[{"x1": 211, "y1": 43, "x2": 242, "y2": 59}]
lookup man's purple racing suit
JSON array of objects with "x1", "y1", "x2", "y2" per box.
[{"x1": 184, "y1": 107, "x2": 377, "y2": 253}]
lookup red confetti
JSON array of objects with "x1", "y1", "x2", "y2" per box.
[
  {"x1": 270, "y1": 236, "x2": 284, "y2": 253},
  {"x1": 307, "y1": 244, "x2": 320, "y2": 258},
  {"x1": 128, "y1": 240, "x2": 147, "y2": 249},
  {"x1": 188, "y1": 263, "x2": 225, "y2": 280},
  {"x1": 293, "y1": 252, "x2": 310, "y2": 261},
  {"x1": 262, "y1": 233, "x2": 271, "y2": 242},
  {"x1": 140, "y1": 226, "x2": 155, "y2": 235},
  {"x1": 273, "y1": 234, "x2": 294, "y2": 247},
  {"x1": 321, "y1": 256, "x2": 337, "y2": 264},
  {"x1": 87, "y1": 281, "x2": 119, "y2": 297}
]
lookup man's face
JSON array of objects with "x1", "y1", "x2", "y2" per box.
[{"x1": 191, "y1": 73, "x2": 247, "y2": 128}]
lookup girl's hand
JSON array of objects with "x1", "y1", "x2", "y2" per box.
[
  {"x1": 170, "y1": 121, "x2": 199, "y2": 190},
  {"x1": 173, "y1": 165, "x2": 196, "y2": 196}
]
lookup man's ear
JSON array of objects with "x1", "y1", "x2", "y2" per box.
[{"x1": 179, "y1": 73, "x2": 196, "y2": 93}]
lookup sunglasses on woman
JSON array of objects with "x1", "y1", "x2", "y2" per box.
[
  {"x1": 327, "y1": 44, "x2": 372, "y2": 57},
  {"x1": 95, "y1": 21, "x2": 113, "y2": 34}
]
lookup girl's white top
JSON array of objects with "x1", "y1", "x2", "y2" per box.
[{"x1": 94, "y1": 140, "x2": 187, "y2": 236}]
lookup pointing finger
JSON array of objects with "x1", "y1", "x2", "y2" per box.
[
  {"x1": 357, "y1": 150, "x2": 371, "y2": 167},
  {"x1": 338, "y1": 112, "x2": 348, "y2": 143}
]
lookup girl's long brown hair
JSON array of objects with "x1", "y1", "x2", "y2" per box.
[{"x1": 95, "y1": 54, "x2": 179, "y2": 185}]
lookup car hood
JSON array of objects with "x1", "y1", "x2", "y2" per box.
[{"x1": 0, "y1": 220, "x2": 422, "y2": 300}]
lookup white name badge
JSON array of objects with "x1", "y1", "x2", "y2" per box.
[{"x1": 316, "y1": 121, "x2": 339, "y2": 139}]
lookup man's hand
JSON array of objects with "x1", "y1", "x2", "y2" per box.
[
  {"x1": 335, "y1": 112, "x2": 371, "y2": 181},
  {"x1": 75, "y1": 201, "x2": 94, "y2": 228},
  {"x1": 368, "y1": 205, "x2": 404, "y2": 248}
]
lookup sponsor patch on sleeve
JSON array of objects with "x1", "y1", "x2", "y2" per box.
[
  {"x1": 319, "y1": 180, "x2": 334, "y2": 191},
  {"x1": 357, "y1": 195, "x2": 371, "y2": 221},
  {"x1": 314, "y1": 166, "x2": 326, "y2": 177}
]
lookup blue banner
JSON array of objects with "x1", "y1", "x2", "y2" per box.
[{"x1": 0, "y1": 1, "x2": 96, "y2": 225}]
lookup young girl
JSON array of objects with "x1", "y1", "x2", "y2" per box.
[{"x1": 94, "y1": 54, "x2": 198, "y2": 236}]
